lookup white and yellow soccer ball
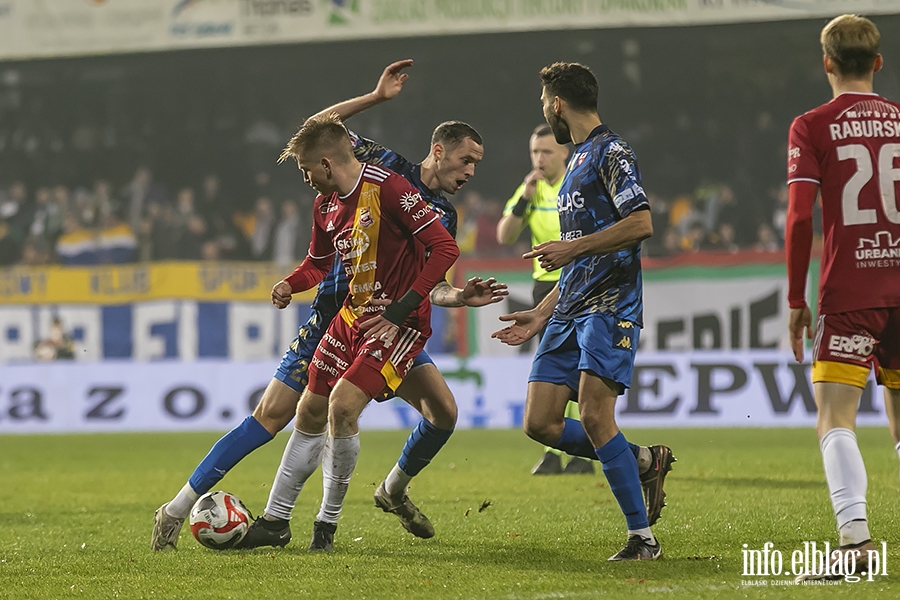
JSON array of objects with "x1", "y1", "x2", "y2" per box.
[{"x1": 189, "y1": 491, "x2": 250, "y2": 549}]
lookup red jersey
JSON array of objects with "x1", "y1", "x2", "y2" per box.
[
  {"x1": 787, "y1": 92, "x2": 900, "y2": 314},
  {"x1": 288, "y1": 163, "x2": 458, "y2": 338}
]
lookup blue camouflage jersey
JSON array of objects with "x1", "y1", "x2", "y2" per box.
[
  {"x1": 304, "y1": 130, "x2": 457, "y2": 326},
  {"x1": 554, "y1": 124, "x2": 648, "y2": 326}
]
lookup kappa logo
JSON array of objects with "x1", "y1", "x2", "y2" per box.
[
  {"x1": 617, "y1": 320, "x2": 634, "y2": 329},
  {"x1": 400, "y1": 191, "x2": 422, "y2": 212},
  {"x1": 326, "y1": 220, "x2": 335, "y2": 232},
  {"x1": 616, "y1": 337, "x2": 633, "y2": 350}
]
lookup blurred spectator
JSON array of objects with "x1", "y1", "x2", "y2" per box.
[
  {"x1": 754, "y1": 223, "x2": 780, "y2": 253},
  {"x1": 176, "y1": 214, "x2": 208, "y2": 260},
  {"x1": 55, "y1": 213, "x2": 94, "y2": 265},
  {"x1": 272, "y1": 199, "x2": 308, "y2": 269},
  {"x1": 771, "y1": 184, "x2": 788, "y2": 243},
  {"x1": 149, "y1": 202, "x2": 180, "y2": 261},
  {"x1": 707, "y1": 222, "x2": 740, "y2": 253},
  {"x1": 97, "y1": 210, "x2": 137, "y2": 264},
  {"x1": 28, "y1": 186, "x2": 64, "y2": 246},
  {"x1": 246, "y1": 197, "x2": 275, "y2": 261},
  {"x1": 33, "y1": 316, "x2": 75, "y2": 361},
  {"x1": 0, "y1": 219, "x2": 19, "y2": 265},
  {"x1": 122, "y1": 166, "x2": 167, "y2": 232},
  {"x1": 20, "y1": 234, "x2": 52, "y2": 265}
]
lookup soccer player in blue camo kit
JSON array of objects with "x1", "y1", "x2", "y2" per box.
[{"x1": 493, "y1": 62, "x2": 674, "y2": 560}]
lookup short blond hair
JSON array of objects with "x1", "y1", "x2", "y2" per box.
[
  {"x1": 279, "y1": 112, "x2": 353, "y2": 165},
  {"x1": 821, "y1": 14, "x2": 880, "y2": 78}
]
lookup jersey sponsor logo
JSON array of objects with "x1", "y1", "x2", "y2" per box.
[
  {"x1": 557, "y1": 191, "x2": 584, "y2": 213},
  {"x1": 827, "y1": 334, "x2": 875, "y2": 360},
  {"x1": 358, "y1": 207, "x2": 374, "y2": 228},
  {"x1": 323, "y1": 332, "x2": 347, "y2": 352},
  {"x1": 560, "y1": 230, "x2": 583, "y2": 241},
  {"x1": 400, "y1": 191, "x2": 422, "y2": 212},
  {"x1": 856, "y1": 232, "x2": 900, "y2": 260},
  {"x1": 344, "y1": 260, "x2": 377, "y2": 276},
  {"x1": 411, "y1": 206, "x2": 431, "y2": 221},
  {"x1": 311, "y1": 355, "x2": 340, "y2": 378},
  {"x1": 351, "y1": 281, "x2": 382, "y2": 294},
  {"x1": 613, "y1": 184, "x2": 644, "y2": 211},
  {"x1": 334, "y1": 228, "x2": 370, "y2": 259},
  {"x1": 320, "y1": 201, "x2": 339, "y2": 214}
]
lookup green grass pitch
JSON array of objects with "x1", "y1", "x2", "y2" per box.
[{"x1": 2, "y1": 428, "x2": 898, "y2": 599}]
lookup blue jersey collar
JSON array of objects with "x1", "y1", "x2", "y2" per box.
[{"x1": 577, "y1": 124, "x2": 609, "y2": 147}]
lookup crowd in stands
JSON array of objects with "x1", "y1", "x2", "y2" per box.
[
  {"x1": 0, "y1": 168, "x2": 316, "y2": 269},
  {"x1": 0, "y1": 171, "x2": 809, "y2": 269}
]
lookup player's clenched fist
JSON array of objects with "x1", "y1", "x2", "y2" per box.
[{"x1": 271, "y1": 280, "x2": 293, "y2": 309}]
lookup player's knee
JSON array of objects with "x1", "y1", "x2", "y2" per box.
[
  {"x1": 427, "y1": 397, "x2": 457, "y2": 430},
  {"x1": 522, "y1": 418, "x2": 554, "y2": 445},
  {"x1": 328, "y1": 399, "x2": 358, "y2": 428}
]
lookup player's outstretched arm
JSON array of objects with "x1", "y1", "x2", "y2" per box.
[
  {"x1": 525, "y1": 209, "x2": 652, "y2": 272},
  {"x1": 310, "y1": 59, "x2": 413, "y2": 122},
  {"x1": 491, "y1": 283, "x2": 558, "y2": 346},
  {"x1": 431, "y1": 277, "x2": 509, "y2": 308}
]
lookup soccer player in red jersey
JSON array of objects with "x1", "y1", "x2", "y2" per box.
[
  {"x1": 786, "y1": 14, "x2": 900, "y2": 579},
  {"x1": 271, "y1": 113, "x2": 459, "y2": 550}
]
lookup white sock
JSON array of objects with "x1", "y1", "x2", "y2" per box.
[
  {"x1": 628, "y1": 527, "x2": 656, "y2": 545},
  {"x1": 316, "y1": 434, "x2": 360, "y2": 524},
  {"x1": 166, "y1": 483, "x2": 200, "y2": 519},
  {"x1": 637, "y1": 447, "x2": 652, "y2": 474},
  {"x1": 839, "y1": 519, "x2": 871, "y2": 547},
  {"x1": 384, "y1": 464, "x2": 413, "y2": 498},
  {"x1": 820, "y1": 428, "x2": 868, "y2": 533},
  {"x1": 895, "y1": 441, "x2": 900, "y2": 465},
  {"x1": 264, "y1": 429, "x2": 327, "y2": 521}
]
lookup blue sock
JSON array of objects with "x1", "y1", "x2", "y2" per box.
[
  {"x1": 629, "y1": 442, "x2": 641, "y2": 460},
  {"x1": 595, "y1": 432, "x2": 649, "y2": 530},
  {"x1": 397, "y1": 419, "x2": 454, "y2": 477},
  {"x1": 188, "y1": 416, "x2": 274, "y2": 494},
  {"x1": 555, "y1": 418, "x2": 596, "y2": 460}
]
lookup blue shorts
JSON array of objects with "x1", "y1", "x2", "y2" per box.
[
  {"x1": 273, "y1": 309, "x2": 334, "y2": 393},
  {"x1": 274, "y1": 309, "x2": 434, "y2": 396},
  {"x1": 530, "y1": 313, "x2": 639, "y2": 395}
]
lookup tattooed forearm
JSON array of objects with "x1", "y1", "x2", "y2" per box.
[{"x1": 430, "y1": 281, "x2": 464, "y2": 307}]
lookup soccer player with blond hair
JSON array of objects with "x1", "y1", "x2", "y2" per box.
[{"x1": 786, "y1": 14, "x2": 900, "y2": 580}]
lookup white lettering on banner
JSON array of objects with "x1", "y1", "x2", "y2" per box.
[{"x1": 0, "y1": 352, "x2": 888, "y2": 433}]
